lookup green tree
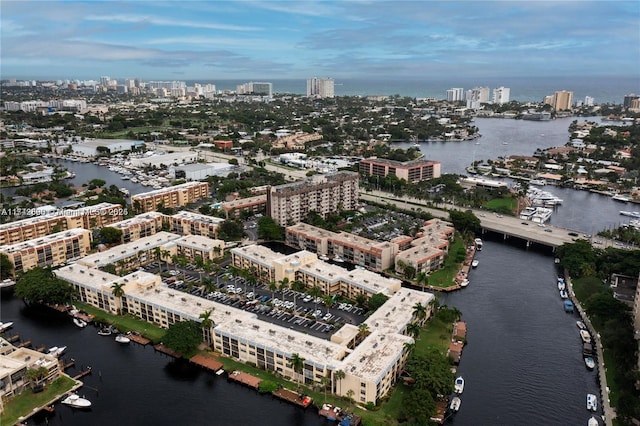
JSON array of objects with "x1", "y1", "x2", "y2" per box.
[
  {"x1": 367, "y1": 293, "x2": 388, "y2": 312},
  {"x1": 449, "y1": 209, "x2": 481, "y2": 235},
  {"x1": 99, "y1": 227, "x2": 123, "y2": 244},
  {"x1": 163, "y1": 320, "x2": 202, "y2": 354},
  {"x1": 402, "y1": 387, "x2": 436, "y2": 424},
  {"x1": 412, "y1": 302, "x2": 428, "y2": 324},
  {"x1": 406, "y1": 322, "x2": 421, "y2": 339},
  {"x1": 15, "y1": 267, "x2": 74, "y2": 305},
  {"x1": 0, "y1": 253, "x2": 14, "y2": 279},
  {"x1": 334, "y1": 369, "x2": 346, "y2": 396},
  {"x1": 290, "y1": 353, "x2": 305, "y2": 388},
  {"x1": 257, "y1": 216, "x2": 284, "y2": 240},
  {"x1": 199, "y1": 309, "x2": 215, "y2": 345}
]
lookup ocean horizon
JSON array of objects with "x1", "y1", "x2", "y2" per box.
[{"x1": 188, "y1": 76, "x2": 639, "y2": 105}]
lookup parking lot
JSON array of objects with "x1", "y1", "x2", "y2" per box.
[{"x1": 142, "y1": 262, "x2": 368, "y2": 339}]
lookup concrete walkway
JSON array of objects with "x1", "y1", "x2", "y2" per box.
[{"x1": 565, "y1": 274, "x2": 613, "y2": 426}]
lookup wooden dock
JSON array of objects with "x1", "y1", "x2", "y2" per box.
[
  {"x1": 6, "y1": 334, "x2": 20, "y2": 343},
  {"x1": 153, "y1": 344, "x2": 182, "y2": 358},
  {"x1": 16, "y1": 340, "x2": 31, "y2": 348},
  {"x1": 228, "y1": 370, "x2": 261, "y2": 389},
  {"x1": 61, "y1": 360, "x2": 75, "y2": 371},
  {"x1": 189, "y1": 353, "x2": 223, "y2": 373},
  {"x1": 272, "y1": 387, "x2": 312, "y2": 408},
  {"x1": 127, "y1": 333, "x2": 150, "y2": 345},
  {"x1": 73, "y1": 367, "x2": 92, "y2": 380}
]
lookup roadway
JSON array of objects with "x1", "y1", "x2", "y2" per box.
[{"x1": 359, "y1": 190, "x2": 619, "y2": 249}]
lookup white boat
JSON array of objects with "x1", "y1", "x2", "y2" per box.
[
  {"x1": 47, "y1": 346, "x2": 67, "y2": 357},
  {"x1": 559, "y1": 290, "x2": 568, "y2": 299},
  {"x1": 612, "y1": 194, "x2": 630, "y2": 202},
  {"x1": 449, "y1": 396, "x2": 461, "y2": 412},
  {"x1": 62, "y1": 393, "x2": 92, "y2": 409},
  {"x1": 460, "y1": 279, "x2": 470, "y2": 287},
  {"x1": 576, "y1": 321, "x2": 586, "y2": 330},
  {"x1": 97, "y1": 328, "x2": 112, "y2": 336},
  {"x1": 412, "y1": 142, "x2": 420, "y2": 148},
  {"x1": 588, "y1": 416, "x2": 600, "y2": 426},
  {"x1": 0, "y1": 278, "x2": 16, "y2": 288},
  {"x1": 558, "y1": 281, "x2": 565, "y2": 291},
  {"x1": 529, "y1": 179, "x2": 547, "y2": 186},
  {"x1": 319, "y1": 254, "x2": 329, "y2": 261},
  {"x1": 454, "y1": 376, "x2": 464, "y2": 394},
  {"x1": 584, "y1": 356, "x2": 596, "y2": 370},
  {"x1": 474, "y1": 238, "x2": 483, "y2": 250},
  {"x1": 73, "y1": 318, "x2": 87, "y2": 328},
  {"x1": 580, "y1": 330, "x2": 592, "y2": 344},
  {"x1": 471, "y1": 260, "x2": 479, "y2": 268},
  {"x1": 620, "y1": 210, "x2": 640, "y2": 218},
  {"x1": 332, "y1": 255, "x2": 344, "y2": 263},
  {"x1": 586, "y1": 393, "x2": 598, "y2": 411},
  {"x1": 115, "y1": 334, "x2": 130, "y2": 344},
  {"x1": 119, "y1": 187, "x2": 130, "y2": 196},
  {"x1": 0, "y1": 321, "x2": 14, "y2": 332}
]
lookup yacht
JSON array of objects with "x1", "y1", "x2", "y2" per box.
[
  {"x1": 332, "y1": 255, "x2": 344, "y2": 263},
  {"x1": 412, "y1": 142, "x2": 420, "y2": 148},
  {"x1": 319, "y1": 254, "x2": 329, "y2": 261},
  {"x1": 119, "y1": 187, "x2": 130, "y2": 196},
  {"x1": 62, "y1": 393, "x2": 92, "y2": 409},
  {"x1": 0, "y1": 321, "x2": 14, "y2": 332},
  {"x1": 584, "y1": 356, "x2": 596, "y2": 370},
  {"x1": 559, "y1": 290, "x2": 568, "y2": 299},
  {"x1": 73, "y1": 317, "x2": 87, "y2": 328},
  {"x1": 471, "y1": 260, "x2": 479, "y2": 268},
  {"x1": 115, "y1": 334, "x2": 131, "y2": 344},
  {"x1": 586, "y1": 393, "x2": 598, "y2": 411},
  {"x1": 588, "y1": 416, "x2": 600, "y2": 426},
  {"x1": 47, "y1": 346, "x2": 67, "y2": 358},
  {"x1": 611, "y1": 194, "x2": 630, "y2": 202},
  {"x1": 449, "y1": 396, "x2": 461, "y2": 412},
  {"x1": 97, "y1": 328, "x2": 112, "y2": 336},
  {"x1": 454, "y1": 376, "x2": 464, "y2": 394},
  {"x1": 620, "y1": 211, "x2": 640, "y2": 219},
  {"x1": 474, "y1": 238, "x2": 483, "y2": 250},
  {"x1": 529, "y1": 179, "x2": 547, "y2": 186},
  {"x1": 580, "y1": 330, "x2": 592, "y2": 344},
  {"x1": 460, "y1": 279, "x2": 470, "y2": 287},
  {"x1": 576, "y1": 320, "x2": 586, "y2": 330},
  {"x1": 557, "y1": 280, "x2": 565, "y2": 291}
]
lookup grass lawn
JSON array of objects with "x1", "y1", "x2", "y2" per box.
[
  {"x1": 483, "y1": 196, "x2": 517, "y2": 214},
  {"x1": 426, "y1": 237, "x2": 466, "y2": 288},
  {"x1": 74, "y1": 302, "x2": 166, "y2": 343},
  {"x1": 572, "y1": 276, "x2": 605, "y2": 302},
  {"x1": 602, "y1": 350, "x2": 619, "y2": 407},
  {"x1": 0, "y1": 375, "x2": 77, "y2": 426}
]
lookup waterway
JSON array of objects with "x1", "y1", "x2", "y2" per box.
[{"x1": 0, "y1": 116, "x2": 625, "y2": 425}]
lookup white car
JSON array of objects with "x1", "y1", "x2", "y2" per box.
[
  {"x1": 226, "y1": 285, "x2": 235, "y2": 292},
  {"x1": 246, "y1": 292, "x2": 254, "y2": 299},
  {"x1": 303, "y1": 295, "x2": 313, "y2": 303},
  {"x1": 169, "y1": 270, "x2": 180, "y2": 276}
]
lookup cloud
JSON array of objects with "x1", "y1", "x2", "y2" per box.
[{"x1": 85, "y1": 13, "x2": 262, "y2": 32}]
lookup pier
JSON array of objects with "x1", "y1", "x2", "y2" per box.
[
  {"x1": 272, "y1": 387, "x2": 312, "y2": 408},
  {"x1": 189, "y1": 353, "x2": 223, "y2": 373},
  {"x1": 153, "y1": 344, "x2": 182, "y2": 358},
  {"x1": 126, "y1": 333, "x2": 150, "y2": 345},
  {"x1": 227, "y1": 370, "x2": 261, "y2": 389},
  {"x1": 73, "y1": 366, "x2": 92, "y2": 380}
]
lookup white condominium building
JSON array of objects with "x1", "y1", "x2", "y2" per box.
[
  {"x1": 492, "y1": 86, "x2": 510, "y2": 105},
  {"x1": 307, "y1": 77, "x2": 335, "y2": 98}
]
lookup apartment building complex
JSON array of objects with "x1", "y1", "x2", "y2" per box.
[
  {"x1": 0, "y1": 228, "x2": 93, "y2": 275},
  {"x1": 56, "y1": 263, "x2": 433, "y2": 404},
  {"x1": 131, "y1": 182, "x2": 210, "y2": 213},
  {"x1": 109, "y1": 212, "x2": 165, "y2": 243},
  {"x1": 0, "y1": 202, "x2": 123, "y2": 246},
  {"x1": 221, "y1": 195, "x2": 267, "y2": 219},
  {"x1": 394, "y1": 219, "x2": 455, "y2": 275},
  {"x1": 0, "y1": 338, "x2": 61, "y2": 412},
  {"x1": 285, "y1": 223, "x2": 397, "y2": 272},
  {"x1": 544, "y1": 90, "x2": 574, "y2": 111},
  {"x1": 306, "y1": 77, "x2": 335, "y2": 98},
  {"x1": 359, "y1": 158, "x2": 441, "y2": 183},
  {"x1": 267, "y1": 172, "x2": 359, "y2": 226},
  {"x1": 166, "y1": 211, "x2": 224, "y2": 238}
]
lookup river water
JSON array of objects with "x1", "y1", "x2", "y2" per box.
[{"x1": 1, "y1": 115, "x2": 623, "y2": 425}]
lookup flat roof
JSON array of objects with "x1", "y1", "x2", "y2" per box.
[
  {"x1": 286, "y1": 222, "x2": 338, "y2": 239},
  {"x1": 170, "y1": 211, "x2": 224, "y2": 226},
  {"x1": 78, "y1": 231, "x2": 180, "y2": 267},
  {"x1": 299, "y1": 261, "x2": 400, "y2": 295},
  {"x1": 0, "y1": 228, "x2": 91, "y2": 254},
  {"x1": 175, "y1": 234, "x2": 223, "y2": 252},
  {"x1": 177, "y1": 162, "x2": 232, "y2": 172},
  {"x1": 364, "y1": 288, "x2": 434, "y2": 335},
  {"x1": 231, "y1": 244, "x2": 280, "y2": 269},
  {"x1": 110, "y1": 212, "x2": 164, "y2": 229},
  {"x1": 75, "y1": 139, "x2": 141, "y2": 148},
  {"x1": 132, "y1": 181, "x2": 208, "y2": 199},
  {"x1": 222, "y1": 194, "x2": 267, "y2": 210}
]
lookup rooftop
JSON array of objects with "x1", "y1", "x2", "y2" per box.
[
  {"x1": 170, "y1": 211, "x2": 225, "y2": 226},
  {"x1": 364, "y1": 288, "x2": 434, "y2": 335},
  {"x1": 0, "y1": 228, "x2": 91, "y2": 254},
  {"x1": 78, "y1": 231, "x2": 180, "y2": 267},
  {"x1": 131, "y1": 181, "x2": 208, "y2": 199}
]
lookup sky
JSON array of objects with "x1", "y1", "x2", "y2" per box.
[{"x1": 1, "y1": 1, "x2": 639, "y2": 81}]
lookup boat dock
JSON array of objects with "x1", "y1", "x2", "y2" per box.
[
  {"x1": 126, "y1": 333, "x2": 150, "y2": 345},
  {"x1": 73, "y1": 367, "x2": 92, "y2": 380},
  {"x1": 189, "y1": 353, "x2": 224, "y2": 374},
  {"x1": 153, "y1": 344, "x2": 182, "y2": 358},
  {"x1": 228, "y1": 370, "x2": 261, "y2": 389},
  {"x1": 272, "y1": 387, "x2": 312, "y2": 408}
]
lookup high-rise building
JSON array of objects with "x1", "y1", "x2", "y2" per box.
[
  {"x1": 307, "y1": 77, "x2": 335, "y2": 98},
  {"x1": 624, "y1": 93, "x2": 639, "y2": 108},
  {"x1": 466, "y1": 87, "x2": 490, "y2": 109},
  {"x1": 492, "y1": 87, "x2": 510, "y2": 105},
  {"x1": 551, "y1": 90, "x2": 573, "y2": 111},
  {"x1": 446, "y1": 88, "x2": 464, "y2": 102},
  {"x1": 267, "y1": 172, "x2": 358, "y2": 226},
  {"x1": 236, "y1": 82, "x2": 273, "y2": 98},
  {"x1": 584, "y1": 96, "x2": 595, "y2": 107}
]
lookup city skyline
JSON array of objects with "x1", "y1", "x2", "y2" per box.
[{"x1": 2, "y1": 1, "x2": 639, "y2": 81}]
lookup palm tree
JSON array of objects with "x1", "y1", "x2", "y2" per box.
[
  {"x1": 334, "y1": 369, "x2": 346, "y2": 396},
  {"x1": 268, "y1": 280, "x2": 278, "y2": 301},
  {"x1": 291, "y1": 280, "x2": 304, "y2": 312},
  {"x1": 403, "y1": 341, "x2": 416, "y2": 354},
  {"x1": 412, "y1": 302, "x2": 427, "y2": 325},
  {"x1": 199, "y1": 309, "x2": 214, "y2": 345},
  {"x1": 290, "y1": 353, "x2": 305, "y2": 389},
  {"x1": 153, "y1": 247, "x2": 162, "y2": 264},
  {"x1": 322, "y1": 294, "x2": 333, "y2": 314},
  {"x1": 111, "y1": 282, "x2": 125, "y2": 315},
  {"x1": 279, "y1": 277, "x2": 290, "y2": 303},
  {"x1": 26, "y1": 366, "x2": 49, "y2": 389},
  {"x1": 160, "y1": 249, "x2": 171, "y2": 271},
  {"x1": 309, "y1": 285, "x2": 322, "y2": 314},
  {"x1": 357, "y1": 323, "x2": 370, "y2": 343},
  {"x1": 406, "y1": 322, "x2": 420, "y2": 339},
  {"x1": 415, "y1": 271, "x2": 429, "y2": 289},
  {"x1": 345, "y1": 389, "x2": 355, "y2": 409},
  {"x1": 320, "y1": 375, "x2": 331, "y2": 403}
]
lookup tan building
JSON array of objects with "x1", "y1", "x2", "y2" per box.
[
  {"x1": 167, "y1": 211, "x2": 224, "y2": 239},
  {"x1": 221, "y1": 195, "x2": 267, "y2": 219},
  {"x1": 131, "y1": 182, "x2": 210, "y2": 213},
  {"x1": 547, "y1": 90, "x2": 573, "y2": 111},
  {"x1": 0, "y1": 338, "x2": 61, "y2": 412},
  {"x1": 359, "y1": 158, "x2": 441, "y2": 183},
  {"x1": 0, "y1": 202, "x2": 123, "y2": 246},
  {"x1": 395, "y1": 219, "x2": 454, "y2": 275},
  {"x1": 0, "y1": 228, "x2": 92, "y2": 275},
  {"x1": 285, "y1": 223, "x2": 398, "y2": 272},
  {"x1": 170, "y1": 234, "x2": 225, "y2": 263},
  {"x1": 56, "y1": 261, "x2": 433, "y2": 404},
  {"x1": 267, "y1": 172, "x2": 359, "y2": 226},
  {"x1": 109, "y1": 212, "x2": 165, "y2": 243}
]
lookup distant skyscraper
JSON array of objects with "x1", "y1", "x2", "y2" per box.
[
  {"x1": 100, "y1": 76, "x2": 110, "y2": 86},
  {"x1": 307, "y1": 77, "x2": 334, "y2": 98},
  {"x1": 237, "y1": 82, "x2": 273, "y2": 98},
  {"x1": 551, "y1": 90, "x2": 573, "y2": 111},
  {"x1": 623, "y1": 93, "x2": 639, "y2": 108},
  {"x1": 492, "y1": 87, "x2": 510, "y2": 105},
  {"x1": 466, "y1": 87, "x2": 490, "y2": 109},
  {"x1": 584, "y1": 96, "x2": 595, "y2": 106},
  {"x1": 446, "y1": 88, "x2": 464, "y2": 102}
]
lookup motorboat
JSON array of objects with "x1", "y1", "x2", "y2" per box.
[
  {"x1": 471, "y1": 260, "x2": 479, "y2": 268},
  {"x1": 319, "y1": 254, "x2": 329, "y2": 261},
  {"x1": 586, "y1": 393, "x2": 598, "y2": 411},
  {"x1": 0, "y1": 279, "x2": 16, "y2": 288},
  {"x1": 97, "y1": 328, "x2": 112, "y2": 336},
  {"x1": 0, "y1": 321, "x2": 14, "y2": 332},
  {"x1": 454, "y1": 376, "x2": 464, "y2": 394},
  {"x1": 115, "y1": 334, "x2": 131, "y2": 344},
  {"x1": 460, "y1": 279, "x2": 470, "y2": 287},
  {"x1": 560, "y1": 290, "x2": 568, "y2": 299},
  {"x1": 588, "y1": 416, "x2": 600, "y2": 426},
  {"x1": 47, "y1": 346, "x2": 67, "y2": 357},
  {"x1": 620, "y1": 210, "x2": 640, "y2": 218},
  {"x1": 474, "y1": 238, "x2": 483, "y2": 250},
  {"x1": 580, "y1": 330, "x2": 592, "y2": 344},
  {"x1": 449, "y1": 396, "x2": 461, "y2": 412},
  {"x1": 62, "y1": 393, "x2": 92, "y2": 409},
  {"x1": 576, "y1": 321, "x2": 586, "y2": 330},
  {"x1": 557, "y1": 281, "x2": 565, "y2": 291},
  {"x1": 584, "y1": 356, "x2": 596, "y2": 370},
  {"x1": 73, "y1": 318, "x2": 87, "y2": 328},
  {"x1": 332, "y1": 255, "x2": 344, "y2": 263},
  {"x1": 563, "y1": 300, "x2": 574, "y2": 313}
]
